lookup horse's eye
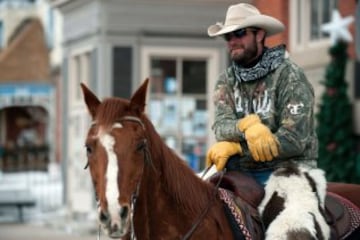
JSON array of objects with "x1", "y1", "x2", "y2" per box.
[
  {"x1": 84, "y1": 144, "x2": 92, "y2": 170},
  {"x1": 136, "y1": 139, "x2": 147, "y2": 151},
  {"x1": 84, "y1": 161, "x2": 89, "y2": 170},
  {"x1": 85, "y1": 144, "x2": 93, "y2": 155}
]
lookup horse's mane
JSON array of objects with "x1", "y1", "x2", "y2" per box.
[
  {"x1": 141, "y1": 115, "x2": 215, "y2": 215},
  {"x1": 95, "y1": 97, "x2": 215, "y2": 215}
]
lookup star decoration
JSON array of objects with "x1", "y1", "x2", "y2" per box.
[{"x1": 321, "y1": 10, "x2": 354, "y2": 45}]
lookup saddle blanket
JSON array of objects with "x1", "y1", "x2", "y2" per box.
[
  {"x1": 329, "y1": 192, "x2": 360, "y2": 239},
  {"x1": 219, "y1": 188, "x2": 253, "y2": 240}
]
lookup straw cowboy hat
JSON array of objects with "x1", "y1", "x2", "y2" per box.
[{"x1": 208, "y1": 3, "x2": 285, "y2": 37}]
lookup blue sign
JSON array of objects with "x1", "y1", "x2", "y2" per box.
[{"x1": 0, "y1": 83, "x2": 53, "y2": 96}]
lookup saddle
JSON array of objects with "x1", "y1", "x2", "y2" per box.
[
  {"x1": 210, "y1": 171, "x2": 265, "y2": 240},
  {"x1": 210, "y1": 171, "x2": 360, "y2": 240},
  {"x1": 210, "y1": 171, "x2": 264, "y2": 208},
  {"x1": 325, "y1": 192, "x2": 360, "y2": 239}
]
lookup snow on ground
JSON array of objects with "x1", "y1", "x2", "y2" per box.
[
  {"x1": 0, "y1": 164, "x2": 98, "y2": 234},
  {"x1": 0, "y1": 163, "x2": 64, "y2": 222}
]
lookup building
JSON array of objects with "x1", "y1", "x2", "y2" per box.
[
  {"x1": 0, "y1": 0, "x2": 64, "y2": 217},
  {"x1": 50, "y1": 0, "x2": 358, "y2": 216}
]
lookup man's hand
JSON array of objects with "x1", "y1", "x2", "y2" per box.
[
  {"x1": 206, "y1": 141, "x2": 242, "y2": 171},
  {"x1": 238, "y1": 114, "x2": 279, "y2": 161}
]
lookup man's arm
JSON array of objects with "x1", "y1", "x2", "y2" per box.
[
  {"x1": 274, "y1": 64, "x2": 316, "y2": 158},
  {"x1": 212, "y1": 75, "x2": 245, "y2": 142}
]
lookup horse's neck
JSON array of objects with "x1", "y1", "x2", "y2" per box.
[
  {"x1": 134, "y1": 169, "x2": 186, "y2": 239},
  {"x1": 142, "y1": 149, "x2": 207, "y2": 209},
  {"x1": 133, "y1": 145, "x2": 212, "y2": 238}
]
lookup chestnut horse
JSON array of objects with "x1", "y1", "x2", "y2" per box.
[
  {"x1": 81, "y1": 79, "x2": 234, "y2": 239},
  {"x1": 81, "y1": 79, "x2": 360, "y2": 239}
]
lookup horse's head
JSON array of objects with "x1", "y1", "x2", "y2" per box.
[{"x1": 81, "y1": 79, "x2": 150, "y2": 238}]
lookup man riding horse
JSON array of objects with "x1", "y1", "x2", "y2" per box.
[
  {"x1": 81, "y1": 4, "x2": 360, "y2": 239},
  {"x1": 205, "y1": 3, "x2": 331, "y2": 238}
]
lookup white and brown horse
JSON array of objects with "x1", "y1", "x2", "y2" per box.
[{"x1": 259, "y1": 164, "x2": 360, "y2": 240}]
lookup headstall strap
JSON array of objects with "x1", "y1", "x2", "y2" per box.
[
  {"x1": 130, "y1": 192, "x2": 138, "y2": 240},
  {"x1": 97, "y1": 225, "x2": 101, "y2": 240},
  {"x1": 119, "y1": 116, "x2": 145, "y2": 130},
  {"x1": 120, "y1": 116, "x2": 153, "y2": 169},
  {"x1": 129, "y1": 162, "x2": 144, "y2": 240},
  {"x1": 123, "y1": 116, "x2": 151, "y2": 240}
]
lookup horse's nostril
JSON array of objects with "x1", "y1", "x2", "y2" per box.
[
  {"x1": 119, "y1": 206, "x2": 129, "y2": 219},
  {"x1": 99, "y1": 210, "x2": 109, "y2": 222},
  {"x1": 111, "y1": 223, "x2": 118, "y2": 232}
]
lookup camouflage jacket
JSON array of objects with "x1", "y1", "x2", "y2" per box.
[{"x1": 212, "y1": 51, "x2": 318, "y2": 170}]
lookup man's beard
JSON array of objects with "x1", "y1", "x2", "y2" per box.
[{"x1": 231, "y1": 43, "x2": 258, "y2": 67}]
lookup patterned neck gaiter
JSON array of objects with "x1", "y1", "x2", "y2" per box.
[{"x1": 232, "y1": 44, "x2": 286, "y2": 82}]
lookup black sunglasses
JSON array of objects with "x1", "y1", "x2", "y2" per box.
[{"x1": 223, "y1": 28, "x2": 257, "y2": 41}]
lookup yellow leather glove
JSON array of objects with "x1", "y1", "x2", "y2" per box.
[
  {"x1": 238, "y1": 114, "x2": 279, "y2": 162},
  {"x1": 206, "y1": 141, "x2": 242, "y2": 171}
]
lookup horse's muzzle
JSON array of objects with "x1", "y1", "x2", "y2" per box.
[{"x1": 98, "y1": 205, "x2": 130, "y2": 238}]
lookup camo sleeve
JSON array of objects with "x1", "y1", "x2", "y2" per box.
[
  {"x1": 274, "y1": 63, "x2": 317, "y2": 159},
  {"x1": 211, "y1": 73, "x2": 245, "y2": 142}
]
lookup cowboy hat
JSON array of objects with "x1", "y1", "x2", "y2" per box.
[{"x1": 208, "y1": 3, "x2": 285, "y2": 37}]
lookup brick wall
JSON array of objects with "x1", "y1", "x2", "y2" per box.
[
  {"x1": 254, "y1": 0, "x2": 289, "y2": 48},
  {"x1": 0, "y1": 18, "x2": 50, "y2": 82},
  {"x1": 339, "y1": 1, "x2": 357, "y2": 59},
  {"x1": 254, "y1": 0, "x2": 357, "y2": 59}
]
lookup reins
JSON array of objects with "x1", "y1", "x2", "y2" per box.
[{"x1": 181, "y1": 168, "x2": 226, "y2": 240}]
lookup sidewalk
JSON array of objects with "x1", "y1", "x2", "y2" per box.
[{"x1": 0, "y1": 223, "x2": 98, "y2": 240}]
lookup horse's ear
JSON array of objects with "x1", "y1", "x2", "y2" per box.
[
  {"x1": 130, "y1": 78, "x2": 149, "y2": 113},
  {"x1": 80, "y1": 83, "x2": 101, "y2": 119}
]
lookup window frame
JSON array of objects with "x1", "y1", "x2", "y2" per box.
[
  {"x1": 140, "y1": 46, "x2": 219, "y2": 169},
  {"x1": 69, "y1": 46, "x2": 94, "y2": 106},
  {"x1": 289, "y1": 0, "x2": 337, "y2": 67}
]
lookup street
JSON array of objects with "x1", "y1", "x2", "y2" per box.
[{"x1": 0, "y1": 223, "x2": 97, "y2": 240}]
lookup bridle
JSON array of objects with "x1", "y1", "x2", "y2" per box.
[
  {"x1": 95, "y1": 115, "x2": 224, "y2": 240},
  {"x1": 94, "y1": 115, "x2": 150, "y2": 240},
  {"x1": 119, "y1": 116, "x2": 149, "y2": 240}
]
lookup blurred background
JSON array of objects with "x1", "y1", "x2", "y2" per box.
[{"x1": 0, "y1": 0, "x2": 359, "y2": 238}]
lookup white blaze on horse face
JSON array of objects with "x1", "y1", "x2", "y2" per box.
[{"x1": 99, "y1": 123, "x2": 123, "y2": 226}]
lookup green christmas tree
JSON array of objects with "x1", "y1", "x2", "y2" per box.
[{"x1": 316, "y1": 41, "x2": 360, "y2": 183}]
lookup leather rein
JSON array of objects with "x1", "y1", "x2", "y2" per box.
[{"x1": 95, "y1": 115, "x2": 224, "y2": 240}]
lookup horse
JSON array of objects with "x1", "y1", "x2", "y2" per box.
[
  {"x1": 81, "y1": 79, "x2": 360, "y2": 239},
  {"x1": 258, "y1": 164, "x2": 331, "y2": 239},
  {"x1": 81, "y1": 79, "x2": 237, "y2": 239},
  {"x1": 258, "y1": 164, "x2": 360, "y2": 240}
]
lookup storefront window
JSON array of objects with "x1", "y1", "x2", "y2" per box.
[{"x1": 148, "y1": 57, "x2": 207, "y2": 171}]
